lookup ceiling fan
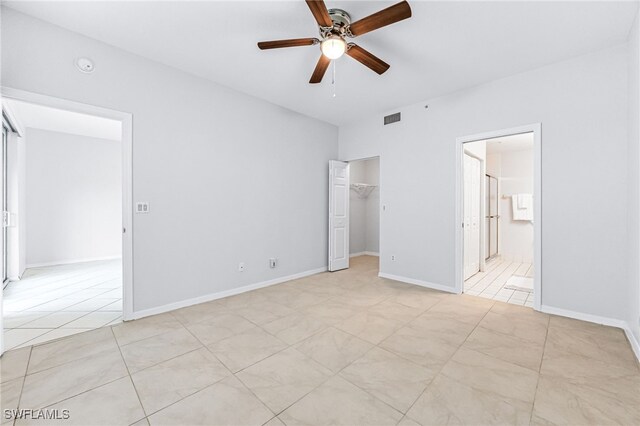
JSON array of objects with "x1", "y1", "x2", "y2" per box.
[{"x1": 257, "y1": 0, "x2": 412, "y2": 84}]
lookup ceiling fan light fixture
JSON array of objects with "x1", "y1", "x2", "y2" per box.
[{"x1": 321, "y1": 36, "x2": 346, "y2": 59}]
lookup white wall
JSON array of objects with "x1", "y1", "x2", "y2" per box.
[
  {"x1": 349, "y1": 157, "x2": 379, "y2": 255},
  {"x1": 25, "y1": 128, "x2": 121, "y2": 267},
  {"x1": 1, "y1": 8, "x2": 338, "y2": 312},
  {"x1": 490, "y1": 148, "x2": 534, "y2": 263},
  {"x1": 339, "y1": 44, "x2": 629, "y2": 322},
  {"x1": 627, "y1": 11, "x2": 640, "y2": 353}
]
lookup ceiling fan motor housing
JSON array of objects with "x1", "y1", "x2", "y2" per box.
[{"x1": 327, "y1": 8, "x2": 351, "y2": 28}]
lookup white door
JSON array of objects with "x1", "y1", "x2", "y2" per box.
[
  {"x1": 328, "y1": 160, "x2": 349, "y2": 271},
  {"x1": 463, "y1": 154, "x2": 481, "y2": 280}
]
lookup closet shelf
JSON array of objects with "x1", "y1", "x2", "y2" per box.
[{"x1": 350, "y1": 183, "x2": 377, "y2": 199}]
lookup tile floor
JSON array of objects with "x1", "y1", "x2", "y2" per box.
[
  {"x1": 1, "y1": 256, "x2": 638, "y2": 425},
  {"x1": 2, "y1": 260, "x2": 122, "y2": 350},
  {"x1": 464, "y1": 257, "x2": 535, "y2": 306}
]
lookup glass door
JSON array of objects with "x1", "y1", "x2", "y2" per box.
[{"x1": 485, "y1": 174, "x2": 499, "y2": 259}]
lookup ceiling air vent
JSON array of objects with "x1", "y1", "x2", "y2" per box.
[{"x1": 384, "y1": 112, "x2": 401, "y2": 125}]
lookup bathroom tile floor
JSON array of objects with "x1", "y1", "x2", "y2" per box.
[
  {"x1": 464, "y1": 256, "x2": 535, "y2": 306},
  {"x1": 2, "y1": 259, "x2": 122, "y2": 350},
  {"x1": 1, "y1": 256, "x2": 638, "y2": 425}
]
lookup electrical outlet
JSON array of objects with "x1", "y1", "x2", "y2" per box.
[
  {"x1": 269, "y1": 258, "x2": 277, "y2": 269},
  {"x1": 391, "y1": 255, "x2": 396, "y2": 261},
  {"x1": 238, "y1": 262, "x2": 245, "y2": 272}
]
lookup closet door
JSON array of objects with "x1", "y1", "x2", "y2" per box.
[
  {"x1": 463, "y1": 154, "x2": 481, "y2": 280},
  {"x1": 469, "y1": 157, "x2": 481, "y2": 275},
  {"x1": 328, "y1": 160, "x2": 350, "y2": 271}
]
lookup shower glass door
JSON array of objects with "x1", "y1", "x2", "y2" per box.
[{"x1": 485, "y1": 174, "x2": 498, "y2": 259}]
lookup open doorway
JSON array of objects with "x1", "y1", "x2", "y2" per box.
[
  {"x1": 456, "y1": 125, "x2": 541, "y2": 309},
  {"x1": 328, "y1": 157, "x2": 380, "y2": 274},
  {"x1": 0, "y1": 91, "x2": 132, "y2": 352}
]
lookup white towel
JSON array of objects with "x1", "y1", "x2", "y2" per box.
[
  {"x1": 512, "y1": 194, "x2": 533, "y2": 221},
  {"x1": 517, "y1": 194, "x2": 531, "y2": 209}
]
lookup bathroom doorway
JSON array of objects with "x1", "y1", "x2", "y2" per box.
[{"x1": 456, "y1": 125, "x2": 541, "y2": 310}]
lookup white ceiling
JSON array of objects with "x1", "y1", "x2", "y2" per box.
[
  {"x1": 5, "y1": 1, "x2": 638, "y2": 125},
  {"x1": 3, "y1": 99, "x2": 122, "y2": 141},
  {"x1": 486, "y1": 133, "x2": 533, "y2": 153}
]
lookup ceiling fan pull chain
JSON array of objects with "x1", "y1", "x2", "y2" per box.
[{"x1": 332, "y1": 60, "x2": 337, "y2": 98}]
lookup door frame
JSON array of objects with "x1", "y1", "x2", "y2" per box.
[
  {"x1": 346, "y1": 156, "x2": 381, "y2": 260},
  {"x1": 0, "y1": 87, "x2": 134, "y2": 355},
  {"x1": 1, "y1": 120, "x2": 8, "y2": 286},
  {"x1": 455, "y1": 123, "x2": 541, "y2": 311}
]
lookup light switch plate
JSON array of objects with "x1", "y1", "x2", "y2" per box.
[{"x1": 136, "y1": 202, "x2": 150, "y2": 214}]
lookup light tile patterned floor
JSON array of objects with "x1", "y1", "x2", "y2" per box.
[
  {"x1": 1, "y1": 256, "x2": 638, "y2": 425},
  {"x1": 464, "y1": 257, "x2": 535, "y2": 307},
  {"x1": 2, "y1": 260, "x2": 122, "y2": 350}
]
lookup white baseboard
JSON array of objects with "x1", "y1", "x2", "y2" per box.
[
  {"x1": 624, "y1": 326, "x2": 640, "y2": 362},
  {"x1": 130, "y1": 266, "x2": 327, "y2": 320},
  {"x1": 378, "y1": 272, "x2": 457, "y2": 294},
  {"x1": 541, "y1": 304, "x2": 640, "y2": 362},
  {"x1": 350, "y1": 251, "x2": 379, "y2": 258},
  {"x1": 26, "y1": 255, "x2": 122, "y2": 269},
  {"x1": 539, "y1": 304, "x2": 627, "y2": 328}
]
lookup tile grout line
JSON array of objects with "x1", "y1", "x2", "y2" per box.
[
  {"x1": 528, "y1": 314, "x2": 551, "y2": 424},
  {"x1": 399, "y1": 298, "x2": 497, "y2": 420},
  {"x1": 12, "y1": 345, "x2": 33, "y2": 424},
  {"x1": 110, "y1": 326, "x2": 149, "y2": 422}
]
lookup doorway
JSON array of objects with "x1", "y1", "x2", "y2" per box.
[
  {"x1": 456, "y1": 124, "x2": 541, "y2": 310},
  {"x1": 328, "y1": 157, "x2": 380, "y2": 273},
  {"x1": 0, "y1": 88, "x2": 133, "y2": 355}
]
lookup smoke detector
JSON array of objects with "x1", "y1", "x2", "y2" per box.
[{"x1": 75, "y1": 57, "x2": 95, "y2": 73}]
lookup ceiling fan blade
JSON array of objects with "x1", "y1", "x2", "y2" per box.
[
  {"x1": 257, "y1": 38, "x2": 319, "y2": 50},
  {"x1": 310, "y1": 54, "x2": 331, "y2": 84},
  {"x1": 346, "y1": 44, "x2": 390, "y2": 75},
  {"x1": 348, "y1": 1, "x2": 412, "y2": 37},
  {"x1": 305, "y1": 0, "x2": 333, "y2": 28}
]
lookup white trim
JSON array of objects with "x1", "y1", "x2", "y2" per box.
[
  {"x1": 2, "y1": 101, "x2": 25, "y2": 137},
  {"x1": 455, "y1": 124, "x2": 542, "y2": 311},
  {"x1": 541, "y1": 304, "x2": 640, "y2": 362},
  {"x1": 540, "y1": 304, "x2": 627, "y2": 328},
  {"x1": 350, "y1": 251, "x2": 379, "y2": 258},
  {"x1": 378, "y1": 272, "x2": 457, "y2": 294},
  {"x1": 0, "y1": 87, "x2": 134, "y2": 357},
  {"x1": 624, "y1": 327, "x2": 640, "y2": 362},
  {"x1": 25, "y1": 256, "x2": 121, "y2": 269},
  {"x1": 130, "y1": 267, "x2": 327, "y2": 320}
]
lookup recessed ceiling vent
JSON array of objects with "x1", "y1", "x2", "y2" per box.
[{"x1": 384, "y1": 112, "x2": 401, "y2": 125}]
